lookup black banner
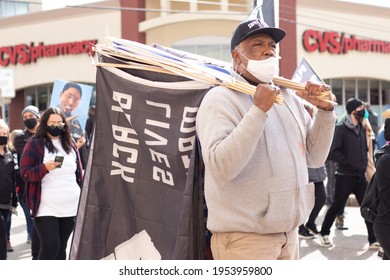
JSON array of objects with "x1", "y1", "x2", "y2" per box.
[{"x1": 70, "y1": 56, "x2": 210, "y2": 259}]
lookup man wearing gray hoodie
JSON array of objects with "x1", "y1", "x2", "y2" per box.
[{"x1": 196, "y1": 19, "x2": 336, "y2": 260}]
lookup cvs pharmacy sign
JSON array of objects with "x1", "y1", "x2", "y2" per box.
[
  {"x1": 302, "y1": 30, "x2": 390, "y2": 54},
  {"x1": 0, "y1": 39, "x2": 97, "y2": 67}
]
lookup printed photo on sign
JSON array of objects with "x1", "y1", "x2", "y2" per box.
[{"x1": 49, "y1": 79, "x2": 92, "y2": 139}]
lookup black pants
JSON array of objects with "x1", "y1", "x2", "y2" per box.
[
  {"x1": 34, "y1": 216, "x2": 75, "y2": 260},
  {"x1": 320, "y1": 174, "x2": 376, "y2": 243},
  {"x1": 325, "y1": 160, "x2": 336, "y2": 205},
  {"x1": 31, "y1": 221, "x2": 40, "y2": 260},
  {"x1": 373, "y1": 221, "x2": 390, "y2": 260},
  {"x1": 0, "y1": 209, "x2": 10, "y2": 260},
  {"x1": 307, "y1": 181, "x2": 326, "y2": 226}
]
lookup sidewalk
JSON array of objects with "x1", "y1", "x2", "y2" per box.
[
  {"x1": 7, "y1": 211, "x2": 32, "y2": 260},
  {"x1": 300, "y1": 205, "x2": 381, "y2": 260},
  {"x1": 7, "y1": 204, "x2": 383, "y2": 260}
]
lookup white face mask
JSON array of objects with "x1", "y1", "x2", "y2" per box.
[{"x1": 241, "y1": 54, "x2": 279, "y2": 83}]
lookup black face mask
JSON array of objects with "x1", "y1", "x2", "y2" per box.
[
  {"x1": 47, "y1": 126, "x2": 63, "y2": 137},
  {"x1": 354, "y1": 109, "x2": 365, "y2": 123},
  {"x1": 0, "y1": 136, "x2": 7, "y2": 145},
  {"x1": 24, "y1": 118, "x2": 37, "y2": 130},
  {"x1": 356, "y1": 109, "x2": 366, "y2": 119}
]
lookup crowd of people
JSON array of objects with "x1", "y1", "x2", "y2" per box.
[
  {"x1": 298, "y1": 99, "x2": 390, "y2": 259},
  {"x1": 2, "y1": 18, "x2": 390, "y2": 261},
  {"x1": 0, "y1": 83, "x2": 95, "y2": 260}
]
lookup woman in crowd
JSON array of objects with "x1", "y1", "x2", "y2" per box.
[
  {"x1": 20, "y1": 107, "x2": 83, "y2": 260},
  {"x1": 0, "y1": 119, "x2": 17, "y2": 260}
]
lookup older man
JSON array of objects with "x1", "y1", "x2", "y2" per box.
[{"x1": 196, "y1": 19, "x2": 336, "y2": 260}]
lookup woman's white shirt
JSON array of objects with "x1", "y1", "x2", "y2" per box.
[{"x1": 37, "y1": 139, "x2": 80, "y2": 217}]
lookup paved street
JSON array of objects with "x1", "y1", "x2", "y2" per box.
[
  {"x1": 6, "y1": 211, "x2": 33, "y2": 260},
  {"x1": 300, "y1": 206, "x2": 382, "y2": 260},
  {"x1": 6, "y1": 204, "x2": 383, "y2": 260}
]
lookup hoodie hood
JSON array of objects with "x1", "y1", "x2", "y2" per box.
[
  {"x1": 374, "y1": 143, "x2": 390, "y2": 162},
  {"x1": 343, "y1": 114, "x2": 361, "y2": 134}
]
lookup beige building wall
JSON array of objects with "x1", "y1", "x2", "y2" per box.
[
  {"x1": 1, "y1": 1, "x2": 121, "y2": 90},
  {"x1": 140, "y1": 15, "x2": 245, "y2": 47},
  {"x1": 297, "y1": 0, "x2": 390, "y2": 81},
  {"x1": 3, "y1": 0, "x2": 389, "y2": 90},
  {"x1": 140, "y1": 0, "x2": 250, "y2": 48}
]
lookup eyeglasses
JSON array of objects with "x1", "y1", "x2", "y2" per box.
[{"x1": 48, "y1": 123, "x2": 65, "y2": 129}]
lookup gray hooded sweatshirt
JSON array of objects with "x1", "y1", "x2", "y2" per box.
[{"x1": 196, "y1": 83, "x2": 336, "y2": 234}]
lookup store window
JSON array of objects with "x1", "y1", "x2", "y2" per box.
[
  {"x1": 358, "y1": 80, "x2": 368, "y2": 102},
  {"x1": 24, "y1": 88, "x2": 37, "y2": 107},
  {"x1": 344, "y1": 79, "x2": 355, "y2": 102},
  {"x1": 172, "y1": 36, "x2": 231, "y2": 62},
  {"x1": 382, "y1": 81, "x2": 390, "y2": 106},
  {"x1": 326, "y1": 78, "x2": 390, "y2": 105},
  {"x1": 370, "y1": 80, "x2": 379, "y2": 105},
  {"x1": 38, "y1": 85, "x2": 51, "y2": 112},
  {"x1": 0, "y1": 1, "x2": 28, "y2": 18},
  {"x1": 24, "y1": 84, "x2": 52, "y2": 112},
  {"x1": 325, "y1": 78, "x2": 342, "y2": 104},
  {"x1": 325, "y1": 78, "x2": 390, "y2": 125}
]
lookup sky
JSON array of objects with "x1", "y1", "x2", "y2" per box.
[
  {"x1": 41, "y1": 0, "x2": 103, "y2": 10},
  {"x1": 42, "y1": 0, "x2": 390, "y2": 10},
  {"x1": 339, "y1": 0, "x2": 390, "y2": 8}
]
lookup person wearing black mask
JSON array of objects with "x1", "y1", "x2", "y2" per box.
[
  {"x1": 13, "y1": 105, "x2": 40, "y2": 258},
  {"x1": 318, "y1": 98, "x2": 378, "y2": 250},
  {"x1": 0, "y1": 119, "x2": 17, "y2": 260},
  {"x1": 14, "y1": 105, "x2": 40, "y2": 152},
  {"x1": 20, "y1": 107, "x2": 83, "y2": 260}
]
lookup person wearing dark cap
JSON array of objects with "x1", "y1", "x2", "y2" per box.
[
  {"x1": 13, "y1": 105, "x2": 40, "y2": 259},
  {"x1": 373, "y1": 118, "x2": 390, "y2": 260},
  {"x1": 319, "y1": 98, "x2": 378, "y2": 248},
  {"x1": 196, "y1": 18, "x2": 336, "y2": 260},
  {"x1": 14, "y1": 105, "x2": 40, "y2": 164}
]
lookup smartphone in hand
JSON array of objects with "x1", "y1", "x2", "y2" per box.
[{"x1": 54, "y1": 156, "x2": 64, "y2": 168}]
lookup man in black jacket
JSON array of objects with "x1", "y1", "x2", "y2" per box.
[
  {"x1": 318, "y1": 98, "x2": 378, "y2": 248},
  {"x1": 13, "y1": 105, "x2": 40, "y2": 259}
]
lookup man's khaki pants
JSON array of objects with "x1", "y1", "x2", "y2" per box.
[{"x1": 211, "y1": 230, "x2": 299, "y2": 260}]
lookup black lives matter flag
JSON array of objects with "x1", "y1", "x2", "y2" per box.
[
  {"x1": 291, "y1": 57, "x2": 322, "y2": 83},
  {"x1": 69, "y1": 55, "x2": 210, "y2": 260}
]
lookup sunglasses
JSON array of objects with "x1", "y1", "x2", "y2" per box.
[{"x1": 48, "y1": 123, "x2": 65, "y2": 129}]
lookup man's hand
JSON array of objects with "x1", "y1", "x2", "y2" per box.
[
  {"x1": 295, "y1": 81, "x2": 335, "y2": 111},
  {"x1": 253, "y1": 84, "x2": 281, "y2": 112},
  {"x1": 76, "y1": 135, "x2": 86, "y2": 149}
]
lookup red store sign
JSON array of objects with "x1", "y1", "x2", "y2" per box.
[
  {"x1": 0, "y1": 39, "x2": 97, "y2": 67},
  {"x1": 302, "y1": 30, "x2": 390, "y2": 54}
]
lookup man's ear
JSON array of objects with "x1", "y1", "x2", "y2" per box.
[{"x1": 232, "y1": 49, "x2": 240, "y2": 63}]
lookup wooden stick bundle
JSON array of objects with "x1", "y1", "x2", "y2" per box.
[{"x1": 92, "y1": 37, "x2": 332, "y2": 105}]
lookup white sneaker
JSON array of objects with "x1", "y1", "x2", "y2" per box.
[
  {"x1": 369, "y1": 242, "x2": 380, "y2": 249},
  {"x1": 319, "y1": 235, "x2": 332, "y2": 247}
]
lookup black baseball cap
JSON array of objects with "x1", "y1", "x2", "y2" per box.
[
  {"x1": 231, "y1": 19, "x2": 286, "y2": 51},
  {"x1": 346, "y1": 97, "x2": 364, "y2": 114}
]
